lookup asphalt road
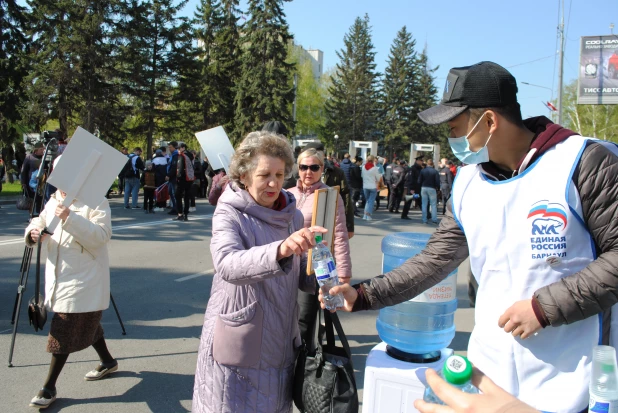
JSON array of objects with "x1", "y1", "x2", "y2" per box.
[{"x1": 0, "y1": 195, "x2": 474, "y2": 412}]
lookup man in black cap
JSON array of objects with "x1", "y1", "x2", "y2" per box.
[
  {"x1": 400, "y1": 158, "x2": 420, "y2": 220},
  {"x1": 438, "y1": 159, "x2": 454, "y2": 215},
  {"x1": 349, "y1": 156, "x2": 363, "y2": 217},
  {"x1": 382, "y1": 157, "x2": 395, "y2": 210},
  {"x1": 303, "y1": 141, "x2": 354, "y2": 238},
  {"x1": 411, "y1": 155, "x2": 424, "y2": 209},
  {"x1": 320, "y1": 61, "x2": 618, "y2": 412},
  {"x1": 388, "y1": 158, "x2": 405, "y2": 213}
]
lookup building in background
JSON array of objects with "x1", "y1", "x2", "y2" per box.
[{"x1": 301, "y1": 48, "x2": 324, "y2": 80}]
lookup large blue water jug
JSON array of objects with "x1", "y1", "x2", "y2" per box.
[{"x1": 376, "y1": 232, "x2": 457, "y2": 355}]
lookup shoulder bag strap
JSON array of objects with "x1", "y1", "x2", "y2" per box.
[
  {"x1": 316, "y1": 307, "x2": 326, "y2": 350},
  {"x1": 324, "y1": 311, "x2": 353, "y2": 361},
  {"x1": 324, "y1": 310, "x2": 336, "y2": 348}
]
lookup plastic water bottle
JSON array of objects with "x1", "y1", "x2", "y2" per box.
[
  {"x1": 376, "y1": 232, "x2": 458, "y2": 356},
  {"x1": 423, "y1": 355, "x2": 478, "y2": 404},
  {"x1": 589, "y1": 345, "x2": 618, "y2": 413},
  {"x1": 312, "y1": 235, "x2": 344, "y2": 310}
]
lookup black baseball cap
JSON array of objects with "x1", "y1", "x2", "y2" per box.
[{"x1": 418, "y1": 61, "x2": 518, "y2": 125}]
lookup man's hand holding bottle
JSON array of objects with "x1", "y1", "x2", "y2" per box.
[{"x1": 318, "y1": 284, "x2": 358, "y2": 312}]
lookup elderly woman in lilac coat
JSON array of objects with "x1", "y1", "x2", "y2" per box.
[{"x1": 193, "y1": 131, "x2": 327, "y2": 413}]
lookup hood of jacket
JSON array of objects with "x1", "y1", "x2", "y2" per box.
[
  {"x1": 323, "y1": 159, "x2": 335, "y2": 171},
  {"x1": 341, "y1": 158, "x2": 352, "y2": 166},
  {"x1": 152, "y1": 156, "x2": 167, "y2": 166},
  {"x1": 481, "y1": 116, "x2": 578, "y2": 180},
  {"x1": 218, "y1": 183, "x2": 298, "y2": 230},
  {"x1": 292, "y1": 180, "x2": 326, "y2": 209}
]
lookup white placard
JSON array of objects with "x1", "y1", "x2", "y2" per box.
[
  {"x1": 194, "y1": 126, "x2": 235, "y2": 173},
  {"x1": 47, "y1": 127, "x2": 128, "y2": 208}
]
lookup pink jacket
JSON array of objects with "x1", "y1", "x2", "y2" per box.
[
  {"x1": 208, "y1": 171, "x2": 228, "y2": 206},
  {"x1": 288, "y1": 180, "x2": 352, "y2": 280}
]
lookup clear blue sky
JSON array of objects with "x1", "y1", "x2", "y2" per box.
[{"x1": 182, "y1": 0, "x2": 617, "y2": 121}]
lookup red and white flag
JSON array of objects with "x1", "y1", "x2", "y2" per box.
[{"x1": 544, "y1": 101, "x2": 557, "y2": 111}]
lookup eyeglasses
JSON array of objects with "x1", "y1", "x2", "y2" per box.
[{"x1": 299, "y1": 164, "x2": 321, "y2": 172}]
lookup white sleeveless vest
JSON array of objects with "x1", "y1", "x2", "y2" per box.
[{"x1": 452, "y1": 136, "x2": 617, "y2": 413}]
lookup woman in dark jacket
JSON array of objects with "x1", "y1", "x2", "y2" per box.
[{"x1": 152, "y1": 151, "x2": 168, "y2": 210}]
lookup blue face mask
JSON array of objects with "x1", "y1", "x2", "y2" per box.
[{"x1": 448, "y1": 113, "x2": 492, "y2": 165}]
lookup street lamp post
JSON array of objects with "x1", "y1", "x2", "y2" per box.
[
  {"x1": 521, "y1": 82, "x2": 555, "y2": 119},
  {"x1": 334, "y1": 134, "x2": 339, "y2": 157}
]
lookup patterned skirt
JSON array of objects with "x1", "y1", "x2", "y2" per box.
[{"x1": 46, "y1": 311, "x2": 104, "y2": 354}]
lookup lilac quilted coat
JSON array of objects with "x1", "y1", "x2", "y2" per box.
[{"x1": 193, "y1": 184, "x2": 313, "y2": 413}]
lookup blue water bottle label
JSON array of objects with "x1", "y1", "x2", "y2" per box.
[
  {"x1": 315, "y1": 266, "x2": 330, "y2": 280},
  {"x1": 327, "y1": 260, "x2": 336, "y2": 273},
  {"x1": 590, "y1": 395, "x2": 618, "y2": 413},
  {"x1": 316, "y1": 259, "x2": 337, "y2": 281}
]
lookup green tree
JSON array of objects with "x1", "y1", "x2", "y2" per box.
[
  {"x1": 187, "y1": 0, "x2": 241, "y2": 134},
  {"x1": 325, "y1": 14, "x2": 379, "y2": 150},
  {"x1": 561, "y1": 80, "x2": 618, "y2": 142},
  {"x1": 23, "y1": 0, "x2": 127, "y2": 143},
  {"x1": 72, "y1": 1, "x2": 127, "y2": 142},
  {"x1": 1, "y1": 0, "x2": 31, "y2": 181},
  {"x1": 380, "y1": 26, "x2": 418, "y2": 157},
  {"x1": 412, "y1": 48, "x2": 443, "y2": 144},
  {"x1": 287, "y1": 43, "x2": 330, "y2": 140},
  {"x1": 233, "y1": 0, "x2": 294, "y2": 144},
  {"x1": 116, "y1": 0, "x2": 194, "y2": 157},
  {"x1": 26, "y1": 0, "x2": 80, "y2": 137}
]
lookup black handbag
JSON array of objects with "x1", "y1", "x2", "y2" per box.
[
  {"x1": 28, "y1": 237, "x2": 47, "y2": 332},
  {"x1": 16, "y1": 190, "x2": 33, "y2": 211},
  {"x1": 293, "y1": 310, "x2": 359, "y2": 413}
]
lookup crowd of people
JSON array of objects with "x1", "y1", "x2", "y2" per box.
[
  {"x1": 15, "y1": 60, "x2": 618, "y2": 413},
  {"x1": 110, "y1": 141, "x2": 224, "y2": 221}
]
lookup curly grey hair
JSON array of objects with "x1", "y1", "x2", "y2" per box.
[{"x1": 229, "y1": 131, "x2": 295, "y2": 189}]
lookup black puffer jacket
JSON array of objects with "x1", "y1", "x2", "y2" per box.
[
  {"x1": 323, "y1": 162, "x2": 354, "y2": 233},
  {"x1": 354, "y1": 119, "x2": 618, "y2": 341}
]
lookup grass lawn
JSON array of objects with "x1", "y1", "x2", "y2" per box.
[
  {"x1": 0, "y1": 180, "x2": 120, "y2": 198},
  {"x1": 0, "y1": 182, "x2": 22, "y2": 197}
]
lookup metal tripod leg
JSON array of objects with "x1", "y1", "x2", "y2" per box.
[
  {"x1": 8, "y1": 276, "x2": 27, "y2": 367},
  {"x1": 11, "y1": 247, "x2": 33, "y2": 324},
  {"x1": 110, "y1": 294, "x2": 126, "y2": 335},
  {"x1": 8, "y1": 247, "x2": 33, "y2": 367}
]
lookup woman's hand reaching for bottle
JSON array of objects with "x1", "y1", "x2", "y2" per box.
[{"x1": 277, "y1": 226, "x2": 328, "y2": 260}]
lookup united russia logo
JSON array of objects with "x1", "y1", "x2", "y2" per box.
[
  {"x1": 527, "y1": 201, "x2": 568, "y2": 235},
  {"x1": 528, "y1": 200, "x2": 568, "y2": 261}
]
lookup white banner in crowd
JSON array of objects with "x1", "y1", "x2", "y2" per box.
[
  {"x1": 46, "y1": 127, "x2": 127, "y2": 233},
  {"x1": 195, "y1": 126, "x2": 235, "y2": 173}
]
